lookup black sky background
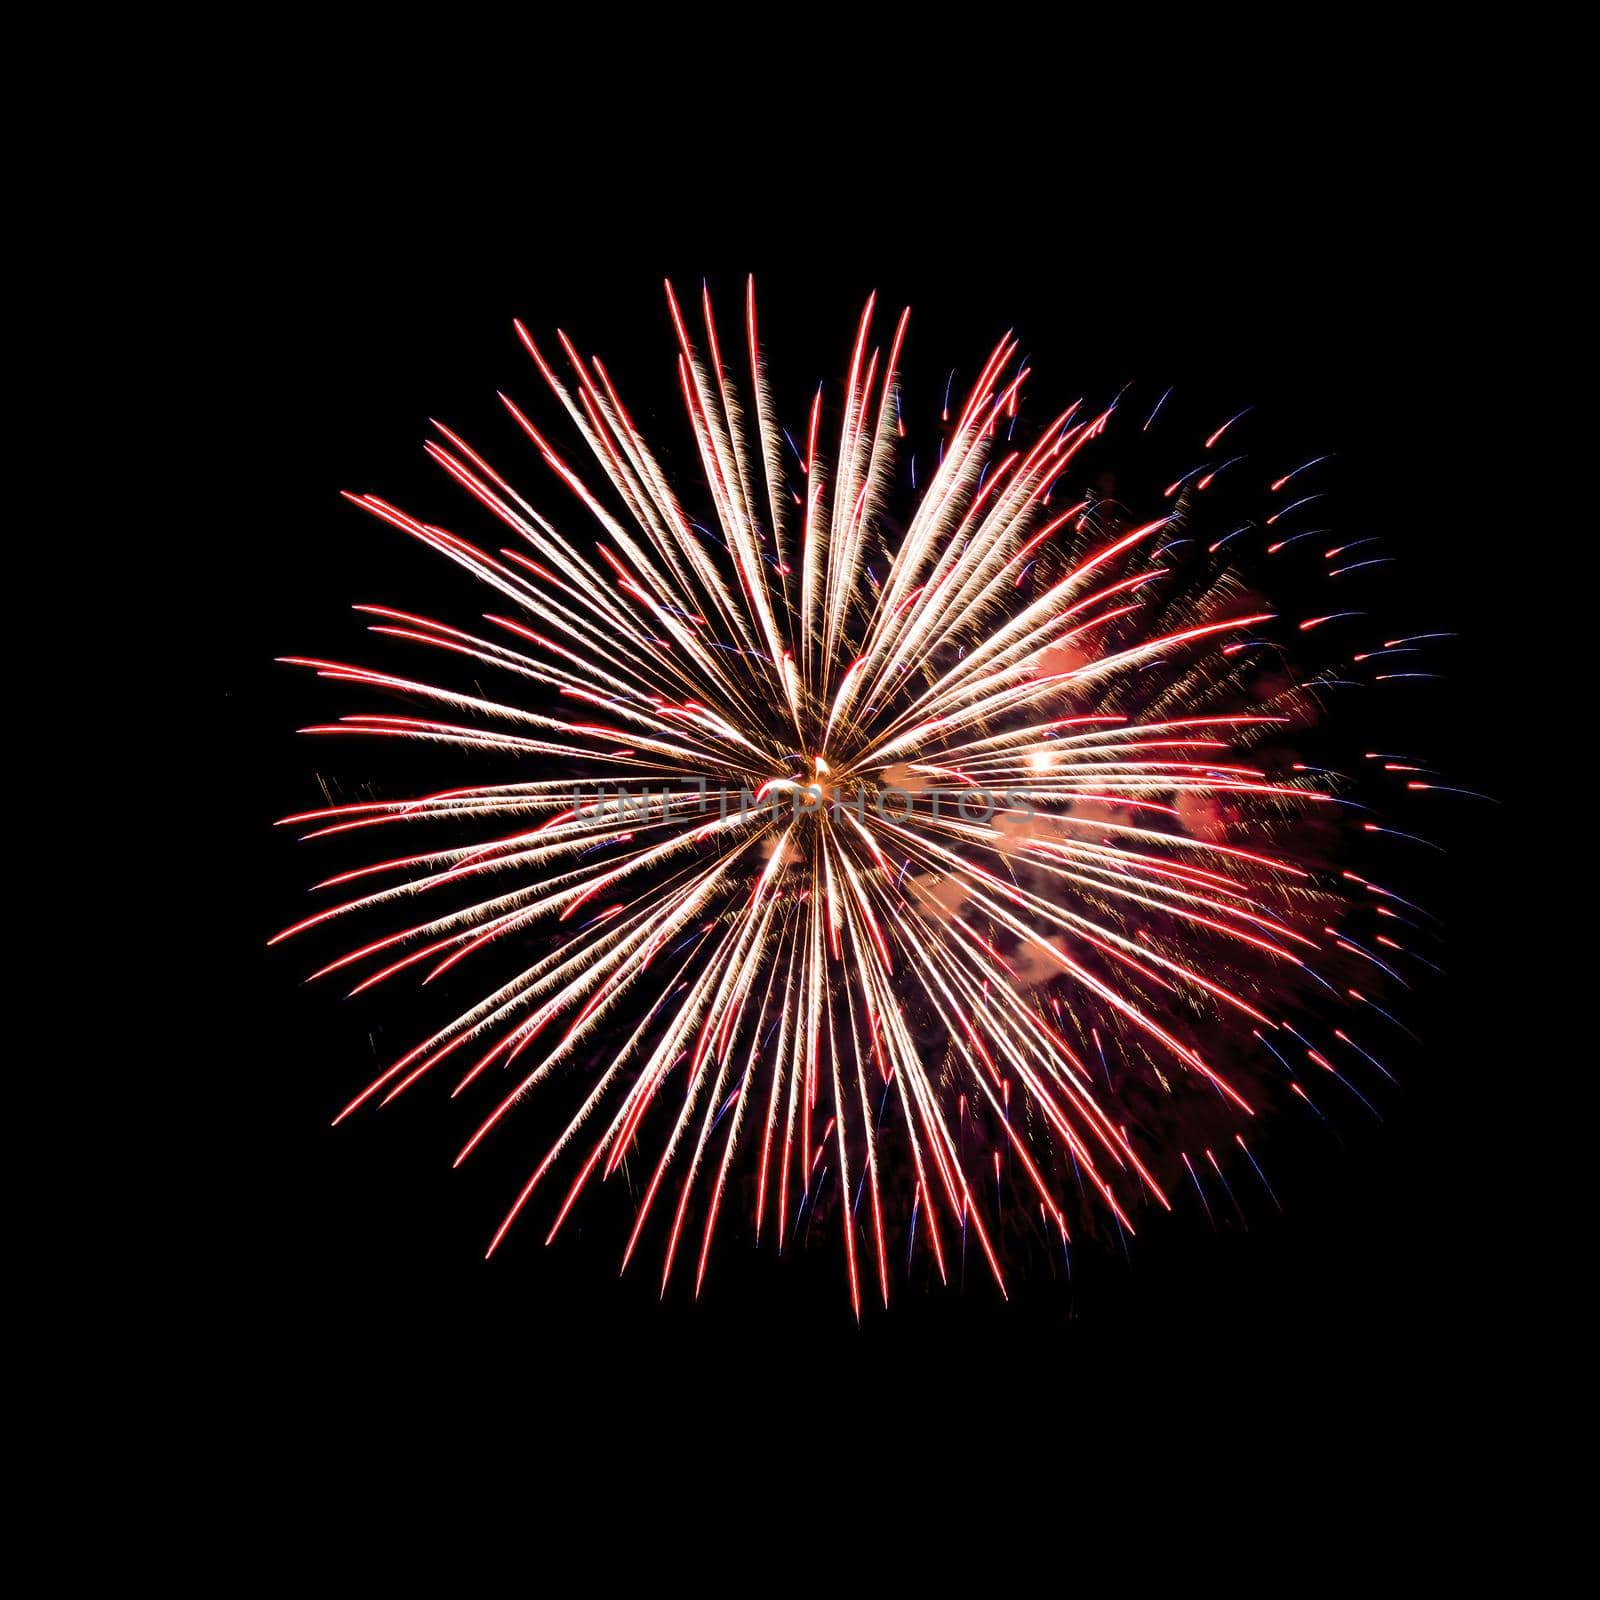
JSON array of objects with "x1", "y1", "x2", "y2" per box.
[{"x1": 219, "y1": 163, "x2": 1531, "y2": 1464}]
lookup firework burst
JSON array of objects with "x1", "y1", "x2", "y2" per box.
[{"x1": 273, "y1": 279, "x2": 1438, "y2": 1313}]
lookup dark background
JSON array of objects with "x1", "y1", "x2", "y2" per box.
[{"x1": 222, "y1": 176, "x2": 1526, "y2": 1454}]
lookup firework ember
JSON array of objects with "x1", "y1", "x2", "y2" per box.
[{"x1": 273, "y1": 279, "x2": 1443, "y2": 1313}]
